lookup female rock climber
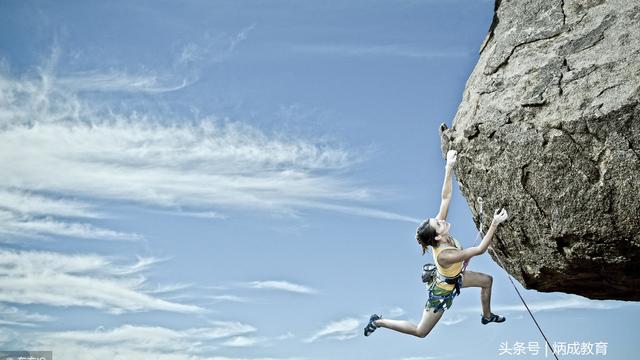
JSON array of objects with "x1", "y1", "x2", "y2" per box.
[{"x1": 364, "y1": 149, "x2": 509, "y2": 338}]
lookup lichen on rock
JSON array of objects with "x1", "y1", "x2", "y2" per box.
[{"x1": 441, "y1": 0, "x2": 640, "y2": 300}]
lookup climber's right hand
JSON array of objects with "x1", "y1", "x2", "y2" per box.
[
  {"x1": 492, "y1": 208, "x2": 508, "y2": 225},
  {"x1": 446, "y1": 150, "x2": 457, "y2": 168}
]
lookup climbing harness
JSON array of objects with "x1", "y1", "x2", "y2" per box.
[
  {"x1": 472, "y1": 197, "x2": 560, "y2": 360},
  {"x1": 420, "y1": 198, "x2": 487, "y2": 312},
  {"x1": 426, "y1": 275, "x2": 463, "y2": 313},
  {"x1": 422, "y1": 241, "x2": 465, "y2": 313},
  {"x1": 422, "y1": 263, "x2": 463, "y2": 312}
]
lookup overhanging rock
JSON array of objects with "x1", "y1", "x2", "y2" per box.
[{"x1": 441, "y1": 0, "x2": 640, "y2": 300}]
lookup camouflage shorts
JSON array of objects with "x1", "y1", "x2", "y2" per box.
[{"x1": 425, "y1": 286, "x2": 454, "y2": 313}]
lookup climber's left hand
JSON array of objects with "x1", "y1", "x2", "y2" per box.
[{"x1": 446, "y1": 150, "x2": 457, "y2": 168}]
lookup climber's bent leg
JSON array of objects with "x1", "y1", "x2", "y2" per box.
[
  {"x1": 375, "y1": 308, "x2": 444, "y2": 338},
  {"x1": 461, "y1": 270, "x2": 493, "y2": 318}
]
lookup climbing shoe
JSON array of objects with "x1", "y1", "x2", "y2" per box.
[
  {"x1": 364, "y1": 314, "x2": 382, "y2": 336},
  {"x1": 481, "y1": 313, "x2": 506, "y2": 325}
]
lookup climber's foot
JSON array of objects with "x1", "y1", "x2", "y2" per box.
[
  {"x1": 364, "y1": 314, "x2": 382, "y2": 336},
  {"x1": 481, "y1": 313, "x2": 506, "y2": 325}
]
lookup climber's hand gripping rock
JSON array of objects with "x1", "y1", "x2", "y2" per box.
[{"x1": 492, "y1": 208, "x2": 508, "y2": 226}]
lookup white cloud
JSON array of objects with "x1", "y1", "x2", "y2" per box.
[
  {"x1": 0, "y1": 323, "x2": 307, "y2": 360},
  {"x1": 228, "y1": 25, "x2": 256, "y2": 54},
  {"x1": 110, "y1": 256, "x2": 168, "y2": 275},
  {"x1": 44, "y1": 323, "x2": 249, "y2": 347},
  {"x1": 387, "y1": 307, "x2": 407, "y2": 318},
  {"x1": 211, "y1": 327, "x2": 294, "y2": 348},
  {"x1": 244, "y1": 281, "x2": 318, "y2": 295},
  {"x1": 440, "y1": 314, "x2": 467, "y2": 326},
  {"x1": 145, "y1": 283, "x2": 194, "y2": 294},
  {"x1": 0, "y1": 210, "x2": 142, "y2": 241},
  {"x1": 0, "y1": 304, "x2": 54, "y2": 327},
  {"x1": 496, "y1": 297, "x2": 624, "y2": 312},
  {"x1": 304, "y1": 318, "x2": 360, "y2": 343},
  {"x1": 276, "y1": 332, "x2": 295, "y2": 340},
  {"x1": 221, "y1": 336, "x2": 263, "y2": 347},
  {"x1": 0, "y1": 64, "x2": 417, "y2": 241},
  {"x1": 57, "y1": 70, "x2": 190, "y2": 93},
  {"x1": 206, "y1": 295, "x2": 250, "y2": 303},
  {"x1": 294, "y1": 202, "x2": 420, "y2": 223},
  {"x1": 0, "y1": 188, "x2": 139, "y2": 242},
  {"x1": 178, "y1": 24, "x2": 255, "y2": 65},
  {"x1": 457, "y1": 295, "x2": 629, "y2": 314},
  {"x1": 160, "y1": 210, "x2": 228, "y2": 220},
  {"x1": 0, "y1": 189, "x2": 101, "y2": 218},
  {"x1": 0, "y1": 249, "x2": 203, "y2": 314}
]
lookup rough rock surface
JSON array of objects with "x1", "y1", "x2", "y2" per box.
[{"x1": 441, "y1": 0, "x2": 640, "y2": 300}]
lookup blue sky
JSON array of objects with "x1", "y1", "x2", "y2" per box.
[{"x1": 0, "y1": 1, "x2": 638, "y2": 359}]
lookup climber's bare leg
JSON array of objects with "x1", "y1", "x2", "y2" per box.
[
  {"x1": 375, "y1": 308, "x2": 444, "y2": 338},
  {"x1": 462, "y1": 270, "x2": 493, "y2": 318}
]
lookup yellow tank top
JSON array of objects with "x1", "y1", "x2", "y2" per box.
[{"x1": 431, "y1": 237, "x2": 464, "y2": 291}]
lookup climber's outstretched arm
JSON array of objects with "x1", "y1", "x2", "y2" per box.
[
  {"x1": 436, "y1": 150, "x2": 457, "y2": 221},
  {"x1": 438, "y1": 209, "x2": 509, "y2": 267}
]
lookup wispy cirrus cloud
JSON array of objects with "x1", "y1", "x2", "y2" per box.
[
  {"x1": 177, "y1": 293, "x2": 251, "y2": 307},
  {"x1": 0, "y1": 118, "x2": 358, "y2": 210},
  {"x1": 157, "y1": 210, "x2": 228, "y2": 220},
  {"x1": 242, "y1": 281, "x2": 318, "y2": 295},
  {"x1": 177, "y1": 281, "x2": 315, "y2": 307},
  {"x1": 457, "y1": 295, "x2": 630, "y2": 314},
  {"x1": 56, "y1": 70, "x2": 191, "y2": 94},
  {"x1": 219, "y1": 332, "x2": 294, "y2": 348},
  {"x1": 0, "y1": 210, "x2": 142, "y2": 241},
  {"x1": 178, "y1": 24, "x2": 256, "y2": 66},
  {"x1": 0, "y1": 61, "x2": 415, "y2": 240},
  {"x1": 205, "y1": 295, "x2": 251, "y2": 303},
  {"x1": 0, "y1": 304, "x2": 55, "y2": 327},
  {"x1": 0, "y1": 249, "x2": 203, "y2": 314},
  {"x1": 295, "y1": 202, "x2": 421, "y2": 223},
  {"x1": 0, "y1": 189, "x2": 141, "y2": 242},
  {"x1": 221, "y1": 335, "x2": 265, "y2": 348},
  {"x1": 0, "y1": 189, "x2": 101, "y2": 219},
  {"x1": 46, "y1": 322, "x2": 255, "y2": 346},
  {"x1": 440, "y1": 314, "x2": 467, "y2": 326},
  {"x1": 387, "y1": 307, "x2": 407, "y2": 318},
  {"x1": 0, "y1": 323, "x2": 302, "y2": 360},
  {"x1": 304, "y1": 318, "x2": 360, "y2": 343},
  {"x1": 145, "y1": 283, "x2": 194, "y2": 295}
]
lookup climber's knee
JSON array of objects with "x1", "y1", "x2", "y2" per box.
[{"x1": 479, "y1": 273, "x2": 493, "y2": 289}]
